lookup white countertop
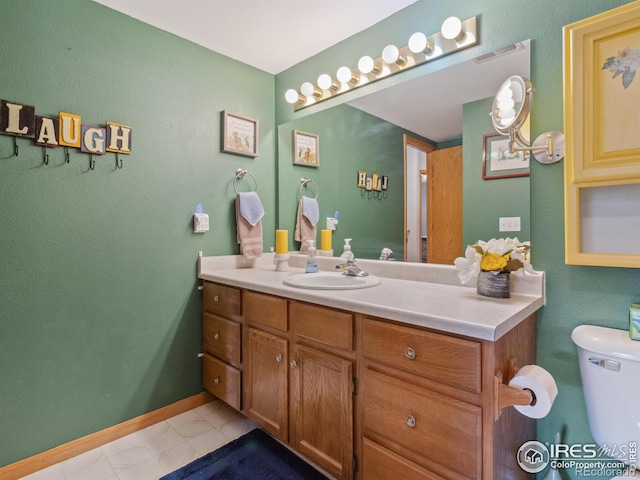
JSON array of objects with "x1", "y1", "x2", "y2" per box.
[{"x1": 198, "y1": 253, "x2": 545, "y2": 342}]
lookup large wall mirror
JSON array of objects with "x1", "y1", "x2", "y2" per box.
[{"x1": 277, "y1": 40, "x2": 531, "y2": 263}]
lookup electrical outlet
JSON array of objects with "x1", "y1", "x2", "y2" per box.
[{"x1": 499, "y1": 216, "x2": 521, "y2": 232}]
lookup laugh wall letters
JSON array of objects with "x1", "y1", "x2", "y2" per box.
[{"x1": 0, "y1": 99, "x2": 132, "y2": 155}]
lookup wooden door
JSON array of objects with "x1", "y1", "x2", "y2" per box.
[
  {"x1": 290, "y1": 344, "x2": 353, "y2": 480},
  {"x1": 244, "y1": 327, "x2": 289, "y2": 441},
  {"x1": 427, "y1": 146, "x2": 463, "y2": 264}
]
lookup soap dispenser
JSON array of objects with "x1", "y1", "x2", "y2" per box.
[
  {"x1": 305, "y1": 240, "x2": 319, "y2": 273},
  {"x1": 340, "y1": 238, "x2": 354, "y2": 261}
]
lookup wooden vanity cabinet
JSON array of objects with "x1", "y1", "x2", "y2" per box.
[
  {"x1": 360, "y1": 314, "x2": 536, "y2": 480},
  {"x1": 202, "y1": 281, "x2": 536, "y2": 480},
  {"x1": 202, "y1": 282, "x2": 242, "y2": 410},
  {"x1": 243, "y1": 293, "x2": 355, "y2": 480},
  {"x1": 290, "y1": 301, "x2": 355, "y2": 480}
]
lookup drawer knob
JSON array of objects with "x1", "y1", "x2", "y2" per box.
[
  {"x1": 406, "y1": 415, "x2": 416, "y2": 428},
  {"x1": 214, "y1": 333, "x2": 220, "y2": 341},
  {"x1": 214, "y1": 377, "x2": 221, "y2": 385},
  {"x1": 275, "y1": 354, "x2": 282, "y2": 362},
  {"x1": 214, "y1": 295, "x2": 219, "y2": 302},
  {"x1": 405, "y1": 347, "x2": 416, "y2": 360},
  {"x1": 290, "y1": 360, "x2": 298, "y2": 368}
]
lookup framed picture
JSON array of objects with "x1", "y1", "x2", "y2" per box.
[
  {"x1": 482, "y1": 133, "x2": 530, "y2": 180},
  {"x1": 292, "y1": 130, "x2": 319, "y2": 167},
  {"x1": 222, "y1": 111, "x2": 258, "y2": 157}
]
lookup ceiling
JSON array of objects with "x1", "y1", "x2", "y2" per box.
[
  {"x1": 92, "y1": 0, "x2": 417, "y2": 74},
  {"x1": 92, "y1": 0, "x2": 529, "y2": 142}
]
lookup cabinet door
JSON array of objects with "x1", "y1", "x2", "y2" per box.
[
  {"x1": 290, "y1": 344, "x2": 353, "y2": 480},
  {"x1": 244, "y1": 328, "x2": 288, "y2": 441}
]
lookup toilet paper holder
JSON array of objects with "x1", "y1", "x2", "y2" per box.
[{"x1": 494, "y1": 357, "x2": 536, "y2": 420}]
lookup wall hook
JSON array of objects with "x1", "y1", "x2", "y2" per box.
[
  {"x1": 13, "y1": 137, "x2": 18, "y2": 157},
  {"x1": 42, "y1": 147, "x2": 49, "y2": 165},
  {"x1": 89, "y1": 154, "x2": 95, "y2": 171},
  {"x1": 115, "y1": 152, "x2": 123, "y2": 169},
  {"x1": 65, "y1": 147, "x2": 70, "y2": 163}
]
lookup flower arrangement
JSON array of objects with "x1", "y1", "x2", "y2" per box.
[{"x1": 454, "y1": 237, "x2": 532, "y2": 285}]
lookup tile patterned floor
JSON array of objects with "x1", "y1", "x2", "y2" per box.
[{"x1": 20, "y1": 400, "x2": 256, "y2": 480}]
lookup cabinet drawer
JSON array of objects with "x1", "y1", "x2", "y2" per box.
[
  {"x1": 244, "y1": 291, "x2": 288, "y2": 331},
  {"x1": 203, "y1": 282, "x2": 241, "y2": 318},
  {"x1": 203, "y1": 312, "x2": 241, "y2": 366},
  {"x1": 291, "y1": 302, "x2": 353, "y2": 351},
  {"x1": 203, "y1": 354, "x2": 241, "y2": 411},
  {"x1": 363, "y1": 318, "x2": 481, "y2": 393},
  {"x1": 364, "y1": 369, "x2": 481, "y2": 479},
  {"x1": 363, "y1": 438, "x2": 446, "y2": 480}
]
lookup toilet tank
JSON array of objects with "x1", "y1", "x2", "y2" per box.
[{"x1": 572, "y1": 325, "x2": 640, "y2": 466}]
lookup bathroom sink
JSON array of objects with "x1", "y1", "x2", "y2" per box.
[{"x1": 283, "y1": 272, "x2": 381, "y2": 290}]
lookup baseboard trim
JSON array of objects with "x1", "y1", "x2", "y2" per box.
[{"x1": 0, "y1": 391, "x2": 214, "y2": 480}]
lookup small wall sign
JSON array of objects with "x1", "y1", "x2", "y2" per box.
[{"x1": 0, "y1": 98, "x2": 132, "y2": 155}]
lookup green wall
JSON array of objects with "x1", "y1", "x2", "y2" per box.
[
  {"x1": 275, "y1": 1, "x2": 638, "y2": 479},
  {"x1": 0, "y1": 0, "x2": 275, "y2": 466}
]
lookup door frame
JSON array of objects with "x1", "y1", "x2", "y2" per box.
[{"x1": 403, "y1": 135, "x2": 436, "y2": 261}]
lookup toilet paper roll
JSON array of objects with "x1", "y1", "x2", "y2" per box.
[{"x1": 508, "y1": 365, "x2": 558, "y2": 419}]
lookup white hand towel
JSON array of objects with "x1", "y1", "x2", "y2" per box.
[
  {"x1": 301, "y1": 196, "x2": 319, "y2": 226},
  {"x1": 238, "y1": 191, "x2": 264, "y2": 227},
  {"x1": 294, "y1": 196, "x2": 317, "y2": 253}
]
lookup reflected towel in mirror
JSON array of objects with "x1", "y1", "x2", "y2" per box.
[{"x1": 295, "y1": 196, "x2": 318, "y2": 253}]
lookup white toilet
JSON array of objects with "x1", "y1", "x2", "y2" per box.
[{"x1": 572, "y1": 325, "x2": 640, "y2": 476}]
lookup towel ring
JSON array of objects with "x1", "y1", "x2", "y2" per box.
[
  {"x1": 234, "y1": 168, "x2": 258, "y2": 194},
  {"x1": 300, "y1": 178, "x2": 318, "y2": 199}
]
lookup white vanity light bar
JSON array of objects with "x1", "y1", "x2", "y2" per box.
[{"x1": 286, "y1": 16, "x2": 478, "y2": 111}]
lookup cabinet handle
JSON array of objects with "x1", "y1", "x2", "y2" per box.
[
  {"x1": 214, "y1": 295, "x2": 219, "y2": 302},
  {"x1": 406, "y1": 415, "x2": 416, "y2": 428},
  {"x1": 290, "y1": 360, "x2": 297, "y2": 368},
  {"x1": 214, "y1": 333, "x2": 220, "y2": 341},
  {"x1": 405, "y1": 347, "x2": 416, "y2": 360},
  {"x1": 214, "y1": 377, "x2": 221, "y2": 385},
  {"x1": 275, "y1": 354, "x2": 282, "y2": 362}
]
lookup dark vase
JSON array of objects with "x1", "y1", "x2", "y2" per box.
[{"x1": 476, "y1": 270, "x2": 511, "y2": 298}]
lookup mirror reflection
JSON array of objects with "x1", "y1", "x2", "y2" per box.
[{"x1": 278, "y1": 40, "x2": 531, "y2": 263}]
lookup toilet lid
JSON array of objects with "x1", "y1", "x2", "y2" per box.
[{"x1": 572, "y1": 325, "x2": 640, "y2": 361}]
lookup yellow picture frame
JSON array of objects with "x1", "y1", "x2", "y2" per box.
[{"x1": 564, "y1": 2, "x2": 640, "y2": 267}]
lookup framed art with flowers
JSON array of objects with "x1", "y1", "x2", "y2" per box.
[
  {"x1": 564, "y1": 2, "x2": 640, "y2": 183},
  {"x1": 482, "y1": 133, "x2": 529, "y2": 180}
]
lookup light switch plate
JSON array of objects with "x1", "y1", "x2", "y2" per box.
[
  {"x1": 499, "y1": 216, "x2": 521, "y2": 232},
  {"x1": 194, "y1": 213, "x2": 209, "y2": 233}
]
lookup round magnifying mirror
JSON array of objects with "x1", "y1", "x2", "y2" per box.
[{"x1": 491, "y1": 75, "x2": 533, "y2": 135}]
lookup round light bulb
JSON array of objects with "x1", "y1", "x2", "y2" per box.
[
  {"x1": 408, "y1": 32, "x2": 427, "y2": 53},
  {"x1": 336, "y1": 66, "x2": 353, "y2": 83},
  {"x1": 441, "y1": 16, "x2": 462, "y2": 40},
  {"x1": 382, "y1": 44, "x2": 400, "y2": 64},
  {"x1": 317, "y1": 73, "x2": 333, "y2": 90},
  {"x1": 300, "y1": 81, "x2": 315, "y2": 97},
  {"x1": 358, "y1": 56, "x2": 375, "y2": 74},
  {"x1": 284, "y1": 88, "x2": 300, "y2": 104}
]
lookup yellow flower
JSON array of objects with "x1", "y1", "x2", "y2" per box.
[{"x1": 480, "y1": 252, "x2": 509, "y2": 271}]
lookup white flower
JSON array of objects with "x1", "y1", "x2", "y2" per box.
[{"x1": 454, "y1": 237, "x2": 532, "y2": 284}]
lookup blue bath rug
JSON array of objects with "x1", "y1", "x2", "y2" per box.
[{"x1": 160, "y1": 428, "x2": 329, "y2": 480}]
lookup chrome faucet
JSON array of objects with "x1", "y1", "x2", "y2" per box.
[
  {"x1": 336, "y1": 258, "x2": 368, "y2": 277},
  {"x1": 379, "y1": 247, "x2": 393, "y2": 261}
]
